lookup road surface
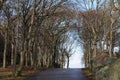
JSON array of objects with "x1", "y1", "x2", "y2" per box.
[{"x1": 26, "y1": 68, "x2": 88, "y2": 80}]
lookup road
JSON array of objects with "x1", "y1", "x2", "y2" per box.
[{"x1": 26, "y1": 68, "x2": 88, "y2": 80}]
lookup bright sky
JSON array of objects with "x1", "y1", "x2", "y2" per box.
[
  {"x1": 64, "y1": 44, "x2": 85, "y2": 68},
  {"x1": 64, "y1": 31, "x2": 85, "y2": 68},
  {"x1": 69, "y1": 47, "x2": 85, "y2": 68}
]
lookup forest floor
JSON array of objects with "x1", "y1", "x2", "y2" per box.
[
  {"x1": 82, "y1": 68, "x2": 95, "y2": 80},
  {"x1": 0, "y1": 65, "x2": 46, "y2": 80}
]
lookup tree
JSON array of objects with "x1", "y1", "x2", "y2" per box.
[{"x1": 75, "y1": 0, "x2": 120, "y2": 72}]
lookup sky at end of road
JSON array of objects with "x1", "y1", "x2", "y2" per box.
[
  {"x1": 64, "y1": 31, "x2": 85, "y2": 68},
  {"x1": 64, "y1": 44, "x2": 85, "y2": 68},
  {"x1": 69, "y1": 47, "x2": 85, "y2": 68}
]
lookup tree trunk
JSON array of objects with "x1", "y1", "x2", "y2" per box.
[
  {"x1": 117, "y1": 32, "x2": 120, "y2": 53},
  {"x1": 67, "y1": 56, "x2": 69, "y2": 68},
  {"x1": 38, "y1": 46, "x2": 41, "y2": 67},
  {"x1": 16, "y1": 40, "x2": 26, "y2": 76},
  {"x1": 3, "y1": 31, "x2": 7, "y2": 68},
  {"x1": 30, "y1": 50, "x2": 33, "y2": 67},
  {"x1": 33, "y1": 41, "x2": 37, "y2": 69},
  {"x1": 25, "y1": 52, "x2": 28, "y2": 66},
  {"x1": 16, "y1": 48, "x2": 25, "y2": 76},
  {"x1": 93, "y1": 35, "x2": 97, "y2": 57},
  {"x1": 109, "y1": 26, "x2": 113, "y2": 57},
  {"x1": 11, "y1": 44, "x2": 14, "y2": 65},
  {"x1": 88, "y1": 42, "x2": 92, "y2": 70},
  {"x1": 13, "y1": 44, "x2": 17, "y2": 76}
]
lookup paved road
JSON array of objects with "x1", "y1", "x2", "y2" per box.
[{"x1": 26, "y1": 68, "x2": 88, "y2": 80}]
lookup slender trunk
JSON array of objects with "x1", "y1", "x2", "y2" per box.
[
  {"x1": 47, "y1": 56, "x2": 50, "y2": 68},
  {"x1": 18, "y1": 50, "x2": 24, "y2": 72},
  {"x1": 109, "y1": 23, "x2": 114, "y2": 57},
  {"x1": 67, "y1": 56, "x2": 69, "y2": 68},
  {"x1": 20, "y1": 52, "x2": 24, "y2": 68},
  {"x1": 62, "y1": 53, "x2": 64, "y2": 68},
  {"x1": 38, "y1": 46, "x2": 42, "y2": 67},
  {"x1": 88, "y1": 42, "x2": 91, "y2": 68},
  {"x1": 53, "y1": 46, "x2": 56, "y2": 67},
  {"x1": 84, "y1": 46, "x2": 88, "y2": 68},
  {"x1": 11, "y1": 29, "x2": 14, "y2": 65},
  {"x1": 30, "y1": 51, "x2": 33, "y2": 67},
  {"x1": 11, "y1": 44, "x2": 14, "y2": 65},
  {"x1": 25, "y1": 52, "x2": 28, "y2": 66},
  {"x1": 93, "y1": 35, "x2": 97, "y2": 57},
  {"x1": 86, "y1": 52, "x2": 89, "y2": 67},
  {"x1": 90, "y1": 48, "x2": 93, "y2": 72},
  {"x1": 16, "y1": 40, "x2": 26, "y2": 76},
  {"x1": 3, "y1": 31, "x2": 7, "y2": 68},
  {"x1": 29, "y1": 38, "x2": 34, "y2": 67},
  {"x1": 17, "y1": 48, "x2": 25, "y2": 76},
  {"x1": 88, "y1": 48, "x2": 91, "y2": 67},
  {"x1": 43, "y1": 52, "x2": 47, "y2": 67},
  {"x1": 13, "y1": 34, "x2": 18, "y2": 76},
  {"x1": 33, "y1": 41, "x2": 37, "y2": 69}
]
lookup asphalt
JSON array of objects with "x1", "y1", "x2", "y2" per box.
[{"x1": 26, "y1": 68, "x2": 88, "y2": 80}]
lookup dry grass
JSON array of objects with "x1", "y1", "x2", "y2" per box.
[
  {"x1": 82, "y1": 68, "x2": 95, "y2": 80},
  {"x1": 105, "y1": 60, "x2": 120, "y2": 80},
  {"x1": 0, "y1": 66, "x2": 46, "y2": 80}
]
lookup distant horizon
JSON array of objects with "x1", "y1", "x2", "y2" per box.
[{"x1": 64, "y1": 45, "x2": 85, "y2": 68}]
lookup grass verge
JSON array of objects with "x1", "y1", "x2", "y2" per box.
[
  {"x1": 82, "y1": 68, "x2": 95, "y2": 80},
  {"x1": 0, "y1": 66, "x2": 46, "y2": 80}
]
